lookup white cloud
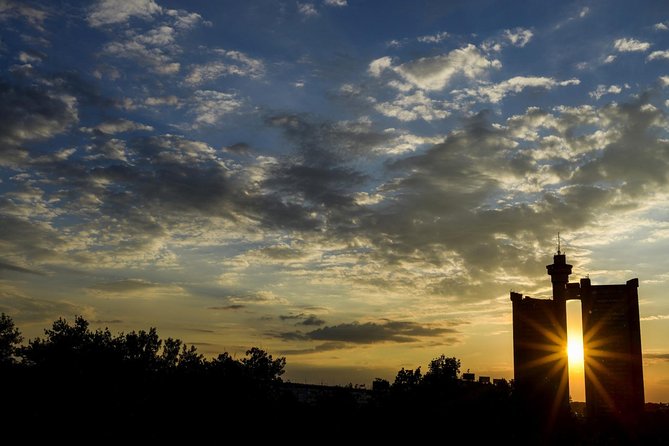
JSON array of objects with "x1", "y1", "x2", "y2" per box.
[
  {"x1": 394, "y1": 44, "x2": 501, "y2": 91},
  {"x1": 368, "y1": 56, "x2": 393, "y2": 77},
  {"x1": 589, "y1": 84, "x2": 623, "y2": 100},
  {"x1": 613, "y1": 38, "x2": 651, "y2": 52},
  {"x1": 417, "y1": 31, "x2": 449, "y2": 44},
  {"x1": 87, "y1": 0, "x2": 162, "y2": 27},
  {"x1": 165, "y1": 8, "x2": 203, "y2": 30},
  {"x1": 80, "y1": 118, "x2": 154, "y2": 135},
  {"x1": 654, "y1": 22, "x2": 669, "y2": 31},
  {"x1": 186, "y1": 50, "x2": 265, "y2": 85},
  {"x1": 603, "y1": 54, "x2": 617, "y2": 64},
  {"x1": 190, "y1": 90, "x2": 243, "y2": 126},
  {"x1": 104, "y1": 38, "x2": 180, "y2": 74},
  {"x1": 503, "y1": 28, "x2": 533, "y2": 47},
  {"x1": 373, "y1": 90, "x2": 450, "y2": 122},
  {"x1": 18, "y1": 51, "x2": 42, "y2": 64},
  {"x1": 660, "y1": 76, "x2": 669, "y2": 87},
  {"x1": 648, "y1": 50, "x2": 669, "y2": 61},
  {"x1": 297, "y1": 2, "x2": 318, "y2": 17},
  {"x1": 145, "y1": 96, "x2": 180, "y2": 107},
  {"x1": 324, "y1": 0, "x2": 347, "y2": 6},
  {"x1": 461, "y1": 76, "x2": 580, "y2": 104}
]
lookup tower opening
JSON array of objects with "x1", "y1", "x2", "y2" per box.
[{"x1": 566, "y1": 300, "x2": 585, "y2": 402}]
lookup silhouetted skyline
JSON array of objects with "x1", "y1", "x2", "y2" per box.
[{"x1": 1, "y1": 0, "x2": 669, "y2": 402}]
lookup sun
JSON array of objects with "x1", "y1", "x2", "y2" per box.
[{"x1": 567, "y1": 336, "x2": 584, "y2": 368}]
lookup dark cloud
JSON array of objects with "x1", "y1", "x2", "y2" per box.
[
  {"x1": 276, "y1": 320, "x2": 457, "y2": 344},
  {"x1": 0, "y1": 260, "x2": 45, "y2": 276},
  {"x1": 281, "y1": 341, "x2": 348, "y2": 355},
  {"x1": 279, "y1": 313, "x2": 326, "y2": 326},
  {"x1": 0, "y1": 80, "x2": 78, "y2": 165},
  {"x1": 0, "y1": 292, "x2": 82, "y2": 324},
  {"x1": 208, "y1": 304, "x2": 245, "y2": 310},
  {"x1": 223, "y1": 142, "x2": 252, "y2": 155},
  {"x1": 300, "y1": 315, "x2": 326, "y2": 326}
]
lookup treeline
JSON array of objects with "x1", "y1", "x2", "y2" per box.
[{"x1": 1, "y1": 313, "x2": 667, "y2": 443}]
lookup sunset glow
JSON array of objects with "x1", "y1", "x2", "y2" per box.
[{"x1": 1, "y1": 0, "x2": 669, "y2": 402}]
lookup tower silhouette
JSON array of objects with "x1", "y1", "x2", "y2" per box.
[{"x1": 511, "y1": 243, "x2": 644, "y2": 428}]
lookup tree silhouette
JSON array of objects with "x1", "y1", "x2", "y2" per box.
[{"x1": 0, "y1": 313, "x2": 22, "y2": 365}]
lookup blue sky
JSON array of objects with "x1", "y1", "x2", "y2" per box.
[{"x1": 2, "y1": 0, "x2": 669, "y2": 401}]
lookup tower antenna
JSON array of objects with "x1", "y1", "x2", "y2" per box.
[{"x1": 557, "y1": 232, "x2": 561, "y2": 255}]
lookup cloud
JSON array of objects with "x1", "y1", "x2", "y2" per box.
[
  {"x1": 208, "y1": 304, "x2": 246, "y2": 310},
  {"x1": 653, "y1": 22, "x2": 669, "y2": 32},
  {"x1": 280, "y1": 341, "x2": 348, "y2": 355},
  {"x1": 88, "y1": 278, "x2": 160, "y2": 293},
  {"x1": 281, "y1": 320, "x2": 458, "y2": 344},
  {"x1": 648, "y1": 50, "x2": 669, "y2": 61},
  {"x1": 0, "y1": 260, "x2": 45, "y2": 276},
  {"x1": 0, "y1": 0, "x2": 48, "y2": 30},
  {"x1": 103, "y1": 31, "x2": 181, "y2": 75},
  {"x1": 589, "y1": 84, "x2": 623, "y2": 100},
  {"x1": 81, "y1": 118, "x2": 154, "y2": 135},
  {"x1": 297, "y1": 2, "x2": 318, "y2": 17},
  {"x1": 457, "y1": 76, "x2": 580, "y2": 104},
  {"x1": 373, "y1": 90, "x2": 450, "y2": 121},
  {"x1": 394, "y1": 44, "x2": 501, "y2": 91},
  {"x1": 144, "y1": 96, "x2": 180, "y2": 107},
  {"x1": 280, "y1": 313, "x2": 326, "y2": 326},
  {"x1": 324, "y1": 0, "x2": 347, "y2": 6},
  {"x1": 0, "y1": 292, "x2": 84, "y2": 324},
  {"x1": 417, "y1": 31, "x2": 449, "y2": 44},
  {"x1": 368, "y1": 56, "x2": 393, "y2": 77},
  {"x1": 660, "y1": 76, "x2": 669, "y2": 87},
  {"x1": 87, "y1": 0, "x2": 162, "y2": 27},
  {"x1": 189, "y1": 90, "x2": 243, "y2": 126},
  {"x1": 0, "y1": 81, "x2": 78, "y2": 165},
  {"x1": 186, "y1": 50, "x2": 265, "y2": 85},
  {"x1": 603, "y1": 55, "x2": 617, "y2": 64},
  {"x1": 613, "y1": 38, "x2": 651, "y2": 52},
  {"x1": 504, "y1": 28, "x2": 533, "y2": 47}
]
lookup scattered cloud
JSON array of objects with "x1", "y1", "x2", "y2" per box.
[
  {"x1": 189, "y1": 90, "x2": 244, "y2": 126},
  {"x1": 81, "y1": 118, "x2": 154, "y2": 135},
  {"x1": 653, "y1": 22, "x2": 669, "y2": 32},
  {"x1": 394, "y1": 44, "x2": 501, "y2": 91},
  {"x1": 603, "y1": 54, "x2": 617, "y2": 64},
  {"x1": 373, "y1": 90, "x2": 450, "y2": 121},
  {"x1": 297, "y1": 2, "x2": 318, "y2": 17},
  {"x1": 589, "y1": 84, "x2": 623, "y2": 100},
  {"x1": 648, "y1": 50, "x2": 669, "y2": 61},
  {"x1": 324, "y1": 0, "x2": 347, "y2": 6},
  {"x1": 613, "y1": 38, "x2": 651, "y2": 52},
  {"x1": 417, "y1": 31, "x2": 449, "y2": 44},
  {"x1": 457, "y1": 76, "x2": 580, "y2": 104},
  {"x1": 504, "y1": 28, "x2": 533, "y2": 47},
  {"x1": 186, "y1": 50, "x2": 265, "y2": 85},
  {"x1": 88, "y1": 0, "x2": 162, "y2": 27}
]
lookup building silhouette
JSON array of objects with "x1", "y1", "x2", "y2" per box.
[{"x1": 511, "y1": 250, "x2": 644, "y2": 426}]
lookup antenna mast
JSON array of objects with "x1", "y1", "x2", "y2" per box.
[{"x1": 557, "y1": 232, "x2": 561, "y2": 255}]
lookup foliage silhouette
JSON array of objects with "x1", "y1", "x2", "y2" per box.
[{"x1": 1, "y1": 313, "x2": 667, "y2": 443}]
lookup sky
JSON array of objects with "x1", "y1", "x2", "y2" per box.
[{"x1": 1, "y1": 0, "x2": 669, "y2": 402}]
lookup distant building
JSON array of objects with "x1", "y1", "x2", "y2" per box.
[{"x1": 510, "y1": 250, "x2": 644, "y2": 426}]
